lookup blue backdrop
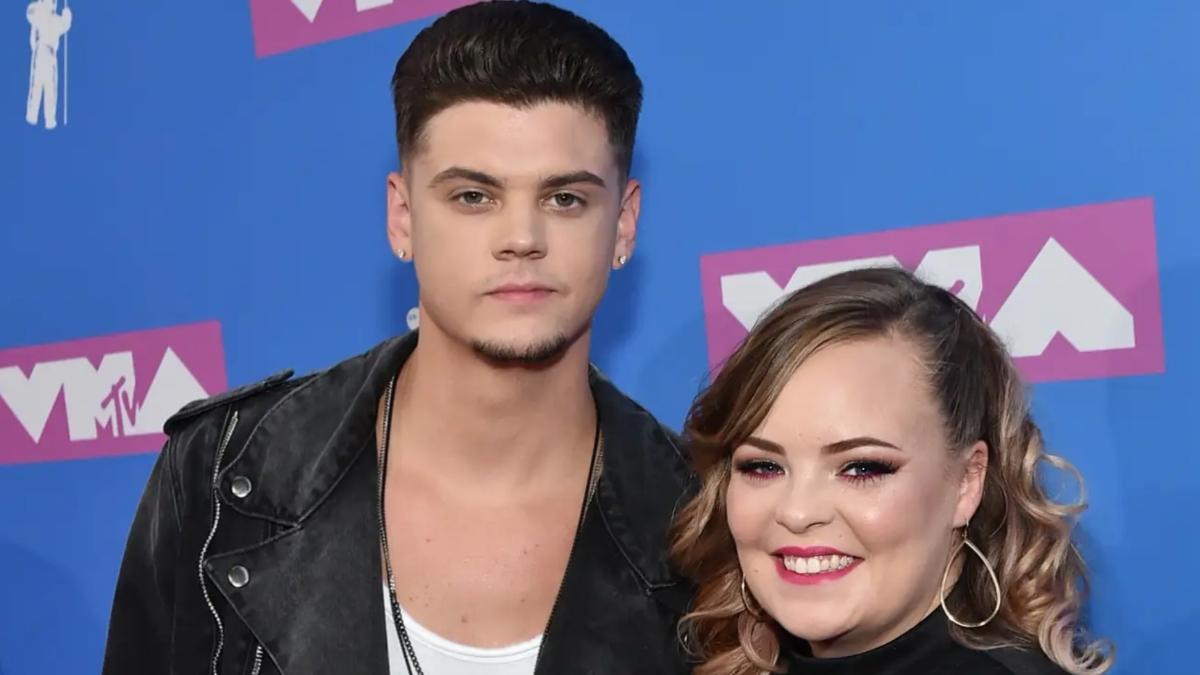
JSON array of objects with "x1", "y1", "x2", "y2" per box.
[{"x1": 3, "y1": 1, "x2": 1197, "y2": 673}]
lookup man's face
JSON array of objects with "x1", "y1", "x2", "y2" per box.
[{"x1": 388, "y1": 101, "x2": 639, "y2": 364}]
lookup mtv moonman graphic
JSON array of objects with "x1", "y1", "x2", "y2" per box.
[{"x1": 26, "y1": 0, "x2": 72, "y2": 130}]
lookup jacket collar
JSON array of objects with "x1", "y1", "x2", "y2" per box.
[
  {"x1": 220, "y1": 331, "x2": 693, "y2": 588},
  {"x1": 590, "y1": 367, "x2": 693, "y2": 588}
]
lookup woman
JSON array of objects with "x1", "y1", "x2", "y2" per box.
[{"x1": 671, "y1": 267, "x2": 1113, "y2": 674}]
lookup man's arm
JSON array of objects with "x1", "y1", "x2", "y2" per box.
[{"x1": 100, "y1": 437, "x2": 184, "y2": 675}]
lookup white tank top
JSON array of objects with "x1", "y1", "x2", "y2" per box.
[{"x1": 383, "y1": 585, "x2": 542, "y2": 675}]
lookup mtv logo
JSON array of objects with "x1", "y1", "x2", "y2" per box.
[
  {"x1": 699, "y1": 198, "x2": 1165, "y2": 383},
  {"x1": 0, "y1": 321, "x2": 227, "y2": 465},
  {"x1": 250, "y1": 0, "x2": 476, "y2": 57}
]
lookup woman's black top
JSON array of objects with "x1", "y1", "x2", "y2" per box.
[{"x1": 783, "y1": 610, "x2": 1069, "y2": 675}]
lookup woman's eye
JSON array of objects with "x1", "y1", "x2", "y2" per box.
[
  {"x1": 840, "y1": 460, "x2": 897, "y2": 484},
  {"x1": 734, "y1": 459, "x2": 784, "y2": 480}
]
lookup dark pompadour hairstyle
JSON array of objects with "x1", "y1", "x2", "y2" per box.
[{"x1": 391, "y1": 1, "x2": 643, "y2": 176}]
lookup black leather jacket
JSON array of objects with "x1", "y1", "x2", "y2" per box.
[{"x1": 101, "y1": 332, "x2": 696, "y2": 675}]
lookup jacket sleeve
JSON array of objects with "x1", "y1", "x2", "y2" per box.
[{"x1": 101, "y1": 436, "x2": 185, "y2": 674}]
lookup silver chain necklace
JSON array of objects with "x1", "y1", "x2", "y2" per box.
[{"x1": 375, "y1": 375, "x2": 603, "y2": 675}]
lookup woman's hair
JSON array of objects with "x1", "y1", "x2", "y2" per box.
[{"x1": 670, "y1": 266, "x2": 1113, "y2": 674}]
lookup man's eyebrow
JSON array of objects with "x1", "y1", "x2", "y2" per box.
[
  {"x1": 541, "y1": 171, "x2": 607, "y2": 190},
  {"x1": 427, "y1": 167, "x2": 504, "y2": 189}
]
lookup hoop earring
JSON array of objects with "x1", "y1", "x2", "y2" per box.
[
  {"x1": 740, "y1": 576, "x2": 765, "y2": 621},
  {"x1": 940, "y1": 523, "x2": 1001, "y2": 629}
]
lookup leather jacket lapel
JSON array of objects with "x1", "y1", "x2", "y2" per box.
[{"x1": 204, "y1": 438, "x2": 388, "y2": 675}]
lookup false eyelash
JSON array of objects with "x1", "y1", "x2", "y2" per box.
[
  {"x1": 733, "y1": 459, "x2": 784, "y2": 480},
  {"x1": 840, "y1": 460, "x2": 898, "y2": 485}
]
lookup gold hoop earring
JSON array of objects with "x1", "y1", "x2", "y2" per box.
[
  {"x1": 740, "y1": 576, "x2": 765, "y2": 621},
  {"x1": 940, "y1": 523, "x2": 1001, "y2": 629}
]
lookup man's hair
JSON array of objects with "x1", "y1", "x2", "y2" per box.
[{"x1": 391, "y1": 1, "x2": 643, "y2": 177}]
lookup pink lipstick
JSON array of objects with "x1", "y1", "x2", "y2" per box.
[{"x1": 772, "y1": 546, "x2": 861, "y2": 586}]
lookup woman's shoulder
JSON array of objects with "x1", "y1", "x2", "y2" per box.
[{"x1": 953, "y1": 643, "x2": 1070, "y2": 675}]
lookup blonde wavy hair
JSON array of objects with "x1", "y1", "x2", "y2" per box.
[{"x1": 671, "y1": 267, "x2": 1113, "y2": 675}]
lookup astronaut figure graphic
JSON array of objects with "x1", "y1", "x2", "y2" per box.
[{"x1": 26, "y1": 0, "x2": 72, "y2": 130}]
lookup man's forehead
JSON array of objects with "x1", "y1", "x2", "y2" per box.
[{"x1": 411, "y1": 101, "x2": 618, "y2": 176}]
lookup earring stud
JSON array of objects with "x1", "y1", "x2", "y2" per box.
[
  {"x1": 395, "y1": 249, "x2": 407, "y2": 261},
  {"x1": 616, "y1": 254, "x2": 628, "y2": 267}
]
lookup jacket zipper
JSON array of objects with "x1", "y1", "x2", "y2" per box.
[
  {"x1": 531, "y1": 427, "x2": 604, "y2": 674},
  {"x1": 199, "y1": 410, "x2": 239, "y2": 675},
  {"x1": 249, "y1": 645, "x2": 264, "y2": 675}
]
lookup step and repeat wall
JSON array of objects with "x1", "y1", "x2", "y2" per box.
[{"x1": 2, "y1": 1, "x2": 1197, "y2": 673}]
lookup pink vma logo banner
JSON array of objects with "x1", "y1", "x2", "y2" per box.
[
  {"x1": 0, "y1": 322, "x2": 227, "y2": 466},
  {"x1": 250, "y1": 0, "x2": 475, "y2": 57},
  {"x1": 700, "y1": 198, "x2": 1165, "y2": 383}
]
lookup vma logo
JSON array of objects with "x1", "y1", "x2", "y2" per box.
[
  {"x1": 250, "y1": 0, "x2": 475, "y2": 57},
  {"x1": 0, "y1": 321, "x2": 227, "y2": 466},
  {"x1": 700, "y1": 198, "x2": 1165, "y2": 383}
]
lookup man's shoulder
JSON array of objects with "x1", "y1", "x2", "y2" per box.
[
  {"x1": 588, "y1": 366, "x2": 689, "y2": 467},
  {"x1": 154, "y1": 367, "x2": 314, "y2": 484},
  {"x1": 587, "y1": 367, "x2": 698, "y2": 590},
  {"x1": 161, "y1": 335, "x2": 402, "y2": 438},
  {"x1": 163, "y1": 368, "x2": 301, "y2": 434}
]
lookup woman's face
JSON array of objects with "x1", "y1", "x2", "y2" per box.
[{"x1": 726, "y1": 335, "x2": 987, "y2": 657}]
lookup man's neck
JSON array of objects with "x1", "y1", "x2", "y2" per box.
[{"x1": 386, "y1": 327, "x2": 598, "y2": 494}]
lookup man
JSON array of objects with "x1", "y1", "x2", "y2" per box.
[
  {"x1": 26, "y1": 0, "x2": 72, "y2": 130},
  {"x1": 101, "y1": 2, "x2": 694, "y2": 674}
]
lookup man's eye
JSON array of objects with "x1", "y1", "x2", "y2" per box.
[
  {"x1": 455, "y1": 190, "x2": 490, "y2": 205},
  {"x1": 548, "y1": 193, "x2": 586, "y2": 209}
]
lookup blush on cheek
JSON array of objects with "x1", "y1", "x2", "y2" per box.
[
  {"x1": 725, "y1": 480, "x2": 777, "y2": 552},
  {"x1": 847, "y1": 478, "x2": 941, "y2": 553},
  {"x1": 839, "y1": 472, "x2": 959, "y2": 624}
]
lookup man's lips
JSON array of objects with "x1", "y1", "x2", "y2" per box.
[{"x1": 486, "y1": 282, "x2": 556, "y2": 302}]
